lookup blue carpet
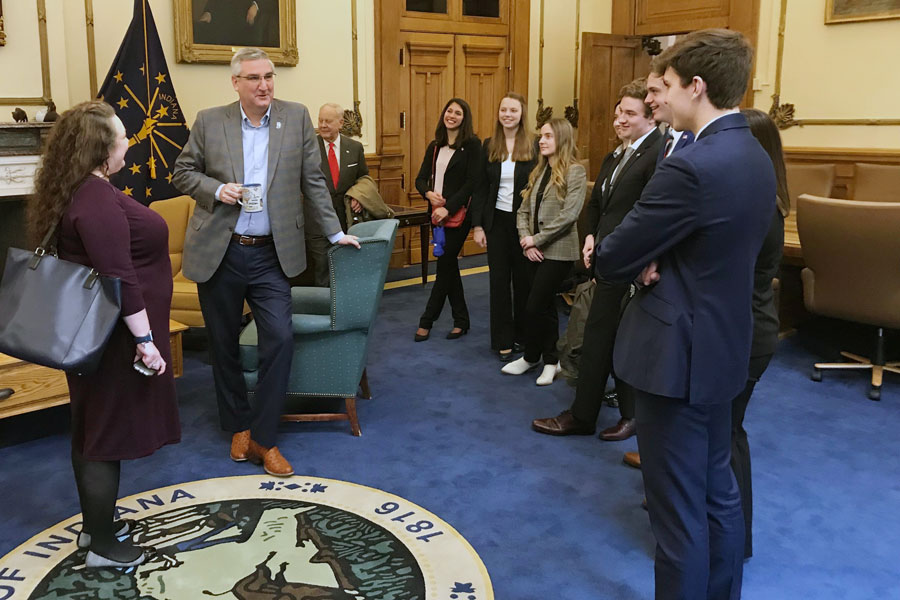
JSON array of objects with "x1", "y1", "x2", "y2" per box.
[{"x1": 1, "y1": 271, "x2": 899, "y2": 599}]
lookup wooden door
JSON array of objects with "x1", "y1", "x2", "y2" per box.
[
  {"x1": 578, "y1": 32, "x2": 646, "y2": 179},
  {"x1": 400, "y1": 32, "x2": 509, "y2": 261},
  {"x1": 454, "y1": 34, "x2": 508, "y2": 255},
  {"x1": 401, "y1": 32, "x2": 456, "y2": 209},
  {"x1": 455, "y1": 35, "x2": 508, "y2": 142}
]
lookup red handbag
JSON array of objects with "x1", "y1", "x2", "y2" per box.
[{"x1": 428, "y1": 145, "x2": 468, "y2": 228}]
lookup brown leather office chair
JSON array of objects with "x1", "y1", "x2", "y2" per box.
[
  {"x1": 797, "y1": 194, "x2": 900, "y2": 400},
  {"x1": 853, "y1": 163, "x2": 900, "y2": 202},
  {"x1": 786, "y1": 163, "x2": 836, "y2": 209}
]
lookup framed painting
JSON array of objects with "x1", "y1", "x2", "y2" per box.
[
  {"x1": 826, "y1": 0, "x2": 900, "y2": 24},
  {"x1": 174, "y1": 0, "x2": 298, "y2": 65},
  {"x1": 0, "y1": 1, "x2": 6, "y2": 46}
]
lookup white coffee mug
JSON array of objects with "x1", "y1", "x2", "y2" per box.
[{"x1": 238, "y1": 184, "x2": 263, "y2": 213}]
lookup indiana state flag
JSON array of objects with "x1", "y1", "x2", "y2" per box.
[{"x1": 99, "y1": 0, "x2": 189, "y2": 205}]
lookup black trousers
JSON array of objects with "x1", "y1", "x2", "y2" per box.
[
  {"x1": 419, "y1": 222, "x2": 471, "y2": 330},
  {"x1": 523, "y1": 258, "x2": 572, "y2": 364},
  {"x1": 571, "y1": 278, "x2": 633, "y2": 424},
  {"x1": 731, "y1": 352, "x2": 773, "y2": 560},
  {"x1": 485, "y1": 209, "x2": 530, "y2": 351},
  {"x1": 635, "y1": 389, "x2": 744, "y2": 600},
  {"x1": 197, "y1": 241, "x2": 293, "y2": 448}
]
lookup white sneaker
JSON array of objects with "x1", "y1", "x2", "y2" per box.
[
  {"x1": 501, "y1": 357, "x2": 539, "y2": 375},
  {"x1": 536, "y1": 363, "x2": 561, "y2": 386}
]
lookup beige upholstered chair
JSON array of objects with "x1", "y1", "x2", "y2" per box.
[
  {"x1": 853, "y1": 163, "x2": 900, "y2": 202},
  {"x1": 785, "y1": 163, "x2": 836, "y2": 210},
  {"x1": 797, "y1": 194, "x2": 900, "y2": 400},
  {"x1": 149, "y1": 195, "x2": 204, "y2": 326}
]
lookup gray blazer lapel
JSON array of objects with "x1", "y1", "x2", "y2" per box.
[
  {"x1": 224, "y1": 102, "x2": 244, "y2": 183},
  {"x1": 266, "y1": 100, "x2": 286, "y2": 192}
]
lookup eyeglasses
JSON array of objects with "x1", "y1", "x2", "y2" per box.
[{"x1": 235, "y1": 73, "x2": 276, "y2": 83}]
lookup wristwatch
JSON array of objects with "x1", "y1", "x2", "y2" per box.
[{"x1": 134, "y1": 331, "x2": 153, "y2": 345}]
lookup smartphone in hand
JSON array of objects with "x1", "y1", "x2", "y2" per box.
[{"x1": 133, "y1": 359, "x2": 157, "y2": 376}]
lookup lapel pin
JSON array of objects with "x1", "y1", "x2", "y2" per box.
[{"x1": 276, "y1": 121, "x2": 282, "y2": 129}]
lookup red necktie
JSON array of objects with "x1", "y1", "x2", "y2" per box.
[
  {"x1": 664, "y1": 132, "x2": 675, "y2": 158},
  {"x1": 327, "y1": 142, "x2": 339, "y2": 188}
]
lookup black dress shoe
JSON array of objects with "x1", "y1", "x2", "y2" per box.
[
  {"x1": 603, "y1": 390, "x2": 619, "y2": 408},
  {"x1": 599, "y1": 418, "x2": 636, "y2": 441},
  {"x1": 446, "y1": 328, "x2": 468, "y2": 339},
  {"x1": 532, "y1": 410, "x2": 596, "y2": 436},
  {"x1": 512, "y1": 342, "x2": 525, "y2": 353},
  {"x1": 414, "y1": 329, "x2": 430, "y2": 342}
]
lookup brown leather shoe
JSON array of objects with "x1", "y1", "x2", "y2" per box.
[
  {"x1": 623, "y1": 451, "x2": 641, "y2": 469},
  {"x1": 248, "y1": 440, "x2": 294, "y2": 477},
  {"x1": 599, "y1": 418, "x2": 636, "y2": 441},
  {"x1": 532, "y1": 410, "x2": 596, "y2": 436},
  {"x1": 230, "y1": 430, "x2": 251, "y2": 462}
]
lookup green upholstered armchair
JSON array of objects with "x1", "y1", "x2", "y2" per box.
[{"x1": 238, "y1": 219, "x2": 399, "y2": 435}]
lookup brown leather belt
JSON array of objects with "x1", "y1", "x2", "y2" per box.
[{"x1": 231, "y1": 233, "x2": 274, "y2": 246}]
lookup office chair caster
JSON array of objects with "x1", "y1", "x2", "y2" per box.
[
  {"x1": 811, "y1": 368, "x2": 822, "y2": 382},
  {"x1": 868, "y1": 386, "x2": 881, "y2": 401}
]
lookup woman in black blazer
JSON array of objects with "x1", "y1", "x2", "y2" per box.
[
  {"x1": 414, "y1": 98, "x2": 481, "y2": 341},
  {"x1": 472, "y1": 92, "x2": 537, "y2": 360}
]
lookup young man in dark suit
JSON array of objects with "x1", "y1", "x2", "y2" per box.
[
  {"x1": 306, "y1": 103, "x2": 370, "y2": 286},
  {"x1": 594, "y1": 30, "x2": 775, "y2": 599},
  {"x1": 532, "y1": 79, "x2": 662, "y2": 440}
]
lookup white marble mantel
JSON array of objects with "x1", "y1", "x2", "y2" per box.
[{"x1": 0, "y1": 155, "x2": 40, "y2": 198}]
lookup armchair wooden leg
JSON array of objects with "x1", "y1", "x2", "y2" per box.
[
  {"x1": 346, "y1": 397, "x2": 361, "y2": 436},
  {"x1": 359, "y1": 369, "x2": 372, "y2": 399}
]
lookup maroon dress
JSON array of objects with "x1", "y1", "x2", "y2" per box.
[{"x1": 58, "y1": 176, "x2": 181, "y2": 460}]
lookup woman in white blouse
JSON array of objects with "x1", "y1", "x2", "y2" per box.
[{"x1": 472, "y1": 93, "x2": 538, "y2": 361}]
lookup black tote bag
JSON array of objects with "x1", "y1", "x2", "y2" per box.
[{"x1": 0, "y1": 224, "x2": 121, "y2": 374}]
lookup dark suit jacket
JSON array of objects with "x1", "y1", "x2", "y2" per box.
[
  {"x1": 588, "y1": 129, "x2": 663, "y2": 243},
  {"x1": 415, "y1": 137, "x2": 482, "y2": 218},
  {"x1": 594, "y1": 113, "x2": 776, "y2": 404},
  {"x1": 316, "y1": 134, "x2": 368, "y2": 232},
  {"x1": 173, "y1": 99, "x2": 341, "y2": 283},
  {"x1": 656, "y1": 129, "x2": 694, "y2": 166},
  {"x1": 471, "y1": 138, "x2": 538, "y2": 232}
]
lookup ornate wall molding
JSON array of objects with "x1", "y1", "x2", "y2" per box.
[
  {"x1": 769, "y1": 0, "x2": 899, "y2": 129},
  {"x1": 85, "y1": 0, "x2": 98, "y2": 99},
  {"x1": 341, "y1": 0, "x2": 363, "y2": 138},
  {"x1": 0, "y1": 0, "x2": 51, "y2": 106}
]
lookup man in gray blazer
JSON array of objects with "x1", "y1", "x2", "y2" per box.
[
  {"x1": 173, "y1": 47, "x2": 359, "y2": 477},
  {"x1": 306, "y1": 103, "x2": 369, "y2": 286}
]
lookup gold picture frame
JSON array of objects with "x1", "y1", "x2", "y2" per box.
[
  {"x1": 0, "y1": 1, "x2": 6, "y2": 46},
  {"x1": 173, "y1": 0, "x2": 298, "y2": 66},
  {"x1": 826, "y1": 0, "x2": 900, "y2": 24},
  {"x1": 0, "y1": 0, "x2": 51, "y2": 105}
]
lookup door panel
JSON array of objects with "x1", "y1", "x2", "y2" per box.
[
  {"x1": 578, "y1": 33, "x2": 643, "y2": 179},
  {"x1": 455, "y1": 35, "x2": 508, "y2": 142},
  {"x1": 402, "y1": 32, "x2": 455, "y2": 209}
]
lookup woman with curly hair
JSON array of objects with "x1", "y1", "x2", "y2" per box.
[
  {"x1": 502, "y1": 117, "x2": 586, "y2": 385},
  {"x1": 27, "y1": 100, "x2": 180, "y2": 568}
]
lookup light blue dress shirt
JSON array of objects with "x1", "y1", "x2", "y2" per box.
[{"x1": 220, "y1": 104, "x2": 344, "y2": 242}]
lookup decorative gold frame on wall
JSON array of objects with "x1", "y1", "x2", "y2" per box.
[
  {"x1": 0, "y1": 1, "x2": 7, "y2": 46},
  {"x1": 825, "y1": 0, "x2": 900, "y2": 24},
  {"x1": 173, "y1": 0, "x2": 298, "y2": 66},
  {"x1": 769, "y1": 0, "x2": 900, "y2": 129},
  {"x1": 0, "y1": 0, "x2": 51, "y2": 105}
]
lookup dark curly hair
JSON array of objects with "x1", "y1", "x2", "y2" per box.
[{"x1": 27, "y1": 100, "x2": 117, "y2": 245}]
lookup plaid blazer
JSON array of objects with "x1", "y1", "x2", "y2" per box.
[
  {"x1": 517, "y1": 163, "x2": 586, "y2": 262},
  {"x1": 172, "y1": 99, "x2": 341, "y2": 283}
]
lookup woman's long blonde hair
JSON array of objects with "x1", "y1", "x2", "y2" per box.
[
  {"x1": 522, "y1": 117, "x2": 578, "y2": 200},
  {"x1": 486, "y1": 92, "x2": 534, "y2": 163}
]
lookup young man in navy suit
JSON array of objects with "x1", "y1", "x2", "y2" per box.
[{"x1": 594, "y1": 30, "x2": 775, "y2": 599}]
